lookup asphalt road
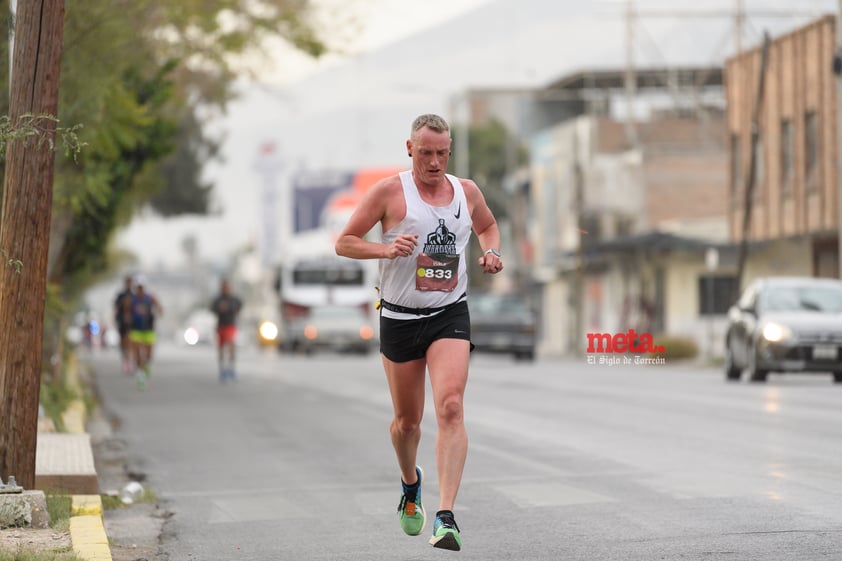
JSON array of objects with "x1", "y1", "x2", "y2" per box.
[{"x1": 86, "y1": 342, "x2": 842, "y2": 560}]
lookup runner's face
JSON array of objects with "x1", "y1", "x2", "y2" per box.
[{"x1": 408, "y1": 127, "x2": 451, "y2": 187}]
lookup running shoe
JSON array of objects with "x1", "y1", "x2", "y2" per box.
[
  {"x1": 429, "y1": 510, "x2": 461, "y2": 551},
  {"x1": 397, "y1": 466, "x2": 425, "y2": 536},
  {"x1": 135, "y1": 370, "x2": 146, "y2": 390}
]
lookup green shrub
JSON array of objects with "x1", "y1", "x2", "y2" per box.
[
  {"x1": 100, "y1": 495, "x2": 123, "y2": 511},
  {"x1": 38, "y1": 379, "x2": 78, "y2": 433},
  {"x1": 650, "y1": 335, "x2": 699, "y2": 360},
  {"x1": 44, "y1": 495, "x2": 71, "y2": 531}
]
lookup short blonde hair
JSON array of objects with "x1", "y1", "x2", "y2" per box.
[{"x1": 411, "y1": 114, "x2": 450, "y2": 136}]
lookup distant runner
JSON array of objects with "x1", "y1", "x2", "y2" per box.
[
  {"x1": 114, "y1": 275, "x2": 135, "y2": 374},
  {"x1": 210, "y1": 278, "x2": 243, "y2": 382},
  {"x1": 129, "y1": 275, "x2": 163, "y2": 390}
]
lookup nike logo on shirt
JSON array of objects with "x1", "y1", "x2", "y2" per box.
[{"x1": 454, "y1": 202, "x2": 461, "y2": 219}]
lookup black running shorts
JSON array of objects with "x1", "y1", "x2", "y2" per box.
[{"x1": 380, "y1": 301, "x2": 473, "y2": 363}]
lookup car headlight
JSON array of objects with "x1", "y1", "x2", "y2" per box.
[
  {"x1": 258, "y1": 321, "x2": 279, "y2": 342},
  {"x1": 184, "y1": 327, "x2": 200, "y2": 346},
  {"x1": 762, "y1": 322, "x2": 793, "y2": 343}
]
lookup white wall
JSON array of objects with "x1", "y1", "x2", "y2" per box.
[
  {"x1": 663, "y1": 238, "x2": 814, "y2": 359},
  {"x1": 743, "y1": 238, "x2": 813, "y2": 282}
]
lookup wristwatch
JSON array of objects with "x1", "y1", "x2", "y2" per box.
[{"x1": 484, "y1": 248, "x2": 501, "y2": 257}]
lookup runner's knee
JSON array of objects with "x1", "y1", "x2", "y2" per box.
[
  {"x1": 392, "y1": 416, "x2": 421, "y2": 436},
  {"x1": 437, "y1": 397, "x2": 464, "y2": 425}
]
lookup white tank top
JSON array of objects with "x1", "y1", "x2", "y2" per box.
[{"x1": 379, "y1": 171, "x2": 472, "y2": 319}]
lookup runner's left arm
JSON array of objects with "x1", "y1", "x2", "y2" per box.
[{"x1": 463, "y1": 179, "x2": 502, "y2": 273}]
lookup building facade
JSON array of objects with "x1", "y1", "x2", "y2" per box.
[
  {"x1": 726, "y1": 15, "x2": 840, "y2": 278},
  {"x1": 523, "y1": 64, "x2": 732, "y2": 356},
  {"x1": 530, "y1": 108, "x2": 731, "y2": 356}
]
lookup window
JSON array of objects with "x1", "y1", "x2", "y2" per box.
[
  {"x1": 699, "y1": 275, "x2": 739, "y2": 316},
  {"x1": 804, "y1": 111, "x2": 819, "y2": 191},
  {"x1": 780, "y1": 118, "x2": 794, "y2": 193}
]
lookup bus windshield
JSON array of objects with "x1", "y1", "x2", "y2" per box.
[{"x1": 291, "y1": 262, "x2": 364, "y2": 286}]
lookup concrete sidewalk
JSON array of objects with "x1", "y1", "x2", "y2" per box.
[{"x1": 35, "y1": 433, "x2": 98, "y2": 495}]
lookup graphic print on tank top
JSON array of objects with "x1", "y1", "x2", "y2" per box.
[{"x1": 416, "y1": 217, "x2": 460, "y2": 292}]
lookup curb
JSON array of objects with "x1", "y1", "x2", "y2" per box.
[
  {"x1": 70, "y1": 496, "x2": 111, "y2": 561},
  {"x1": 64, "y1": 355, "x2": 113, "y2": 561}
]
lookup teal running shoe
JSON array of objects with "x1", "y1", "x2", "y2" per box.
[
  {"x1": 429, "y1": 510, "x2": 461, "y2": 551},
  {"x1": 397, "y1": 466, "x2": 425, "y2": 536}
]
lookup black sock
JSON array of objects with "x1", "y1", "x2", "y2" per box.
[{"x1": 436, "y1": 510, "x2": 454, "y2": 519}]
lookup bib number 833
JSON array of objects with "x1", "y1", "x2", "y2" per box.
[
  {"x1": 418, "y1": 267, "x2": 453, "y2": 280},
  {"x1": 415, "y1": 253, "x2": 459, "y2": 292}
]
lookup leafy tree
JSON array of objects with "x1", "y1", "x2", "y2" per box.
[
  {"x1": 0, "y1": 2, "x2": 330, "y2": 486},
  {"x1": 0, "y1": 0, "x2": 332, "y2": 467},
  {"x1": 450, "y1": 119, "x2": 529, "y2": 290},
  {"x1": 0, "y1": 0, "x2": 329, "y2": 293},
  {"x1": 149, "y1": 108, "x2": 217, "y2": 217},
  {"x1": 450, "y1": 119, "x2": 529, "y2": 223}
]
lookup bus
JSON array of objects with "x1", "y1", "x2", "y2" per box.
[
  {"x1": 276, "y1": 230, "x2": 379, "y2": 349},
  {"x1": 276, "y1": 166, "x2": 402, "y2": 349}
]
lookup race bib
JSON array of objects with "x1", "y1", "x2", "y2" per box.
[{"x1": 416, "y1": 253, "x2": 459, "y2": 292}]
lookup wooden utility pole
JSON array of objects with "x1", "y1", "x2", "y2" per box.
[
  {"x1": 0, "y1": 0, "x2": 66, "y2": 489},
  {"x1": 734, "y1": 32, "x2": 770, "y2": 299}
]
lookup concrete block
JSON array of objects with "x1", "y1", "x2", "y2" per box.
[{"x1": 0, "y1": 490, "x2": 50, "y2": 529}]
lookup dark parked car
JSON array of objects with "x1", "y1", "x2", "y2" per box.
[
  {"x1": 469, "y1": 292, "x2": 537, "y2": 361},
  {"x1": 287, "y1": 305, "x2": 376, "y2": 354},
  {"x1": 724, "y1": 276, "x2": 842, "y2": 383}
]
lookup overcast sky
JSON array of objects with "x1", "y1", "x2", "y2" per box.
[{"x1": 117, "y1": 0, "x2": 838, "y2": 271}]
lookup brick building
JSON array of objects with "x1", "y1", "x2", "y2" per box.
[{"x1": 726, "y1": 15, "x2": 840, "y2": 278}]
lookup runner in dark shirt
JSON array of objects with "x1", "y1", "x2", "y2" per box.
[
  {"x1": 210, "y1": 278, "x2": 243, "y2": 382},
  {"x1": 114, "y1": 275, "x2": 134, "y2": 373}
]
